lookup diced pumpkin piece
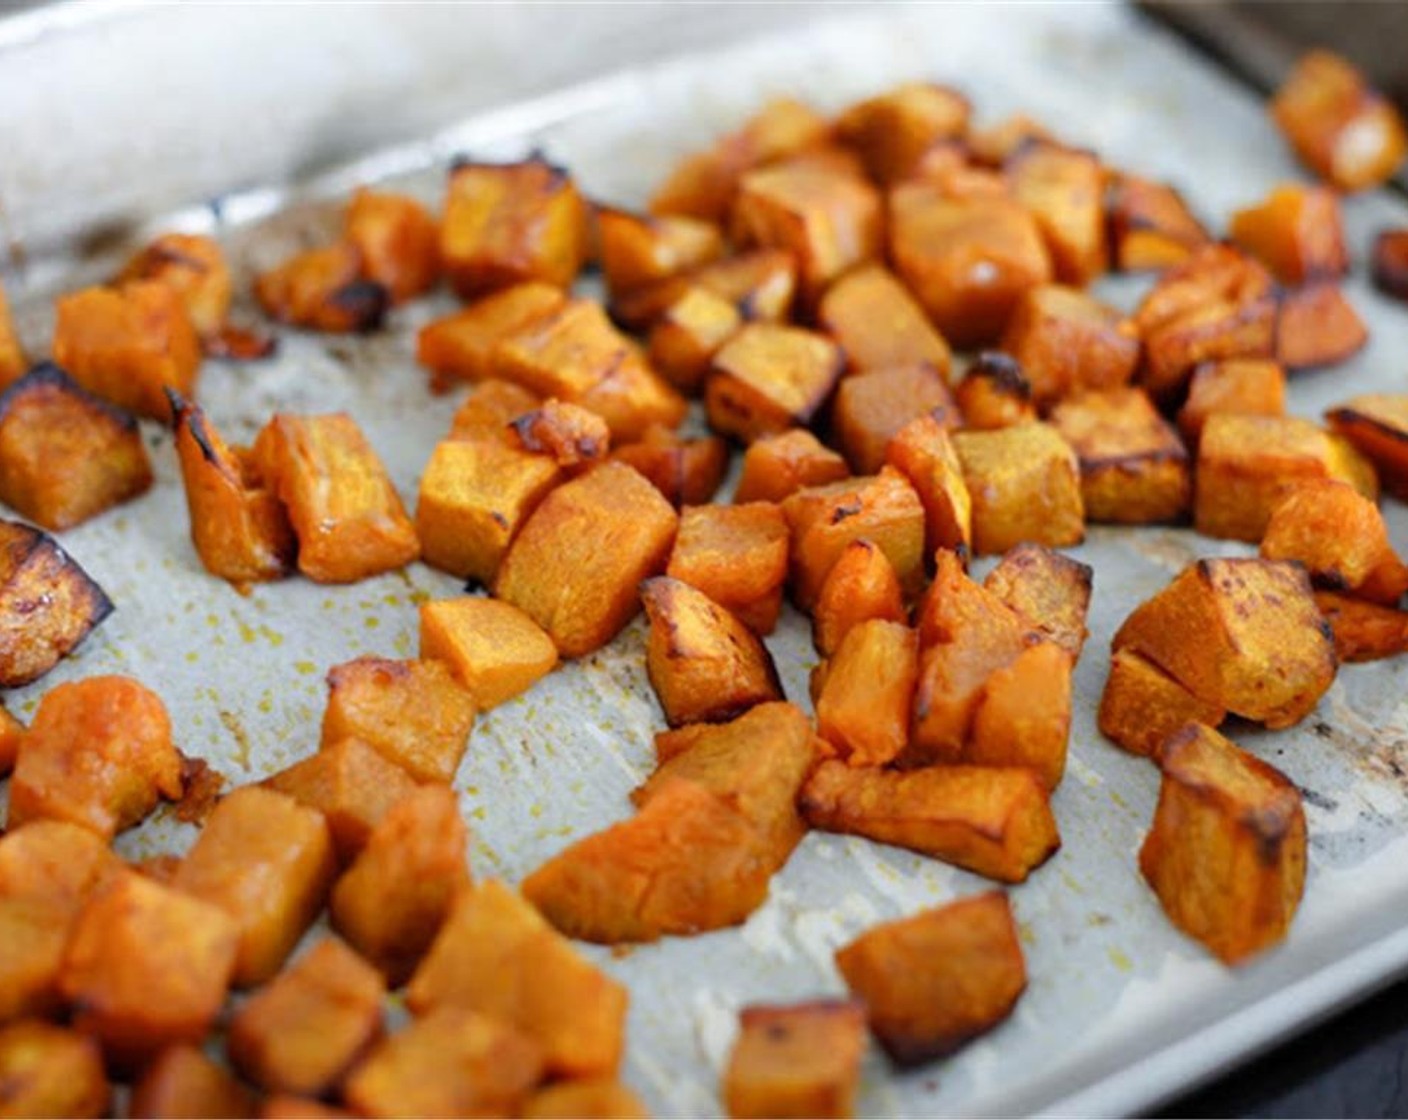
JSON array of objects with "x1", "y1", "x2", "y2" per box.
[
  {"x1": 523, "y1": 1078, "x2": 650, "y2": 1120},
  {"x1": 835, "y1": 892, "x2": 1026, "y2": 1066},
  {"x1": 228, "y1": 937, "x2": 386, "y2": 1098},
  {"x1": 831, "y1": 364, "x2": 956, "y2": 475},
  {"x1": 508, "y1": 400, "x2": 610, "y2": 471},
  {"x1": 174, "y1": 786, "x2": 336, "y2": 987},
  {"x1": 1195, "y1": 413, "x2": 1376, "y2": 542},
  {"x1": 811, "y1": 539, "x2": 907, "y2": 659},
  {"x1": 1372, "y1": 229, "x2": 1408, "y2": 301},
  {"x1": 818, "y1": 265, "x2": 952, "y2": 377},
  {"x1": 999, "y1": 285, "x2": 1140, "y2": 407},
  {"x1": 418, "y1": 284, "x2": 566, "y2": 392},
  {"x1": 575, "y1": 352, "x2": 689, "y2": 445},
  {"x1": 884, "y1": 415, "x2": 972, "y2": 559},
  {"x1": 1142, "y1": 296, "x2": 1277, "y2": 408},
  {"x1": 345, "y1": 188, "x2": 439, "y2": 304},
  {"x1": 705, "y1": 323, "x2": 843, "y2": 444},
  {"x1": 1326, "y1": 394, "x2": 1408, "y2": 501},
  {"x1": 407, "y1": 880, "x2": 627, "y2": 1078},
  {"x1": 420, "y1": 596, "x2": 558, "y2": 711},
  {"x1": 597, "y1": 207, "x2": 723, "y2": 298},
  {"x1": 1098, "y1": 648, "x2": 1227, "y2": 759},
  {"x1": 330, "y1": 786, "x2": 471, "y2": 987},
  {"x1": 440, "y1": 156, "x2": 587, "y2": 298},
  {"x1": 447, "y1": 378, "x2": 542, "y2": 442},
  {"x1": 815, "y1": 620, "x2": 917, "y2": 767},
  {"x1": 117, "y1": 233, "x2": 232, "y2": 339},
  {"x1": 967, "y1": 113, "x2": 1054, "y2": 167},
  {"x1": 129, "y1": 1045, "x2": 256, "y2": 1120},
  {"x1": 1141, "y1": 723, "x2": 1307, "y2": 964},
  {"x1": 648, "y1": 287, "x2": 742, "y2": 395},
  {"x1": 495, "y1": 462, "x2": 678, "y2": 658},
  {"x1": 0, "y1": 364, "x2": 151, "y2": 531},
  {"x1": 613, "y1": 426, "x2": 729, "y2": 510},
  {"x1": 254, "y1": 243, "x2": 388, "y2": 334},
  {"x1": 801, "y1": 761, "x2": 1059, "y2": 883},
  {"x1": 58, "y1": 870, "x2": 239, "y2": 1071},
  {"x1": 952, "y1": 423, "x2": 1084, "y2": 555},
  {"x1": 1135, "y1": 244, "x2": 1275, "y2": 338},
  {"x1": 0, "y1": 1021, "x2": 108, "y2": 1120},
  {"x1": 837, "y1": 81, "x2": 969, "y2": 184},
  {"x1": 665, "y1": 503, "x2": 788, "y2": 636},
  {"x1": 0, "y1": 284, "x2": 26, "y2": 388},
  {"x1": 954, "y1": 352, "x2": 1036, "y2": 431},
  {"x1": 1177, "y1": 359, "x2": 1287, "y2": 447},
  {"x1": 1107, "y1": 174, "x2": 1211, "y2": 272},
  {"x1": 1230, "y1": 184, "x2": 1348, "y2": 284},
  {"x1": 1113, "y1": 558, "x2": 1337, "y2": 729},
  {"x1": 723, "y1": 1000, "x2": 867, "y2": 1120},
  {"x1": 253, "y1": 412, "x2": 418, "y2": 584},
  {"x1": 612, "y1": 249, "x2": 798, "y2": 333},
  {"x1": 734, "y1": 429, "x2": 848, "y2": 504},
  {"x1": 0, "y1": 900, "x2": 70, "y2": 1026},
  {"x1": 1006, "y1": 142, "x2": 1107, "y2": 285},
  {"x1": 1315, "y1": 591, "x2": 1408, "y2": 663},
  {"x1": 966, "y1": 641, "x2": 1073, "y2": 791},
  {"x1": 1275, "y1": 283, "x2": 1367, "y2": 371},
  {"x1": 344, "y1": 1006, "x2": 544, "y2": 1120},
  {"x1": 983, "y1": 542, "x2": 1092, "y2": 657}
]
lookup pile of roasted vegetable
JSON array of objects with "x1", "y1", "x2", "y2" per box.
[{"x1": 1, "y1": 45, "x2": 1408, "y2": 1119}]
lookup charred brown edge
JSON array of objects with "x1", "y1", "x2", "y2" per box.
[
  {"x1": 0, "y1": 514, "x2": 116, "y2": 632},
  {"x1": 1371, "y1": 229, "x2": 1408, "y2": 300},
  {"x1": 329, "y1": 280, "x2": 391, "y2": 333},
  {"x1": 0, "y1": 362, "x2": 141, "y2": 435},
  {"x1": 448, "y1": 148, "x2": 573, "y2": 188},
  {"x1": 1326, "y1": 407, "x2": 1408, "y2": 447},
  {"x1": 737, "y1": 997, "x2": 868, "y2": 1026},
  {"x1": 135, "y1": 241, "x2": 212, "y2": 275},
  {"x1": 164, "y1": 387, "x2": 220, "y2": 467},
  {"x1": 998, "y1": 542, "x2": 1094, "y2": 592},
  {"x1": 966, "y1": 351, "x2": 1031, "y2": 399}
]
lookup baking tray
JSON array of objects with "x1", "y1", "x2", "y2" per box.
[{"x1": 4, "y1": 3, "x2": 1408, "y2": 1117}]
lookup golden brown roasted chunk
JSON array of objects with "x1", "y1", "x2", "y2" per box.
[
  {"x1": 1326, "y1": 394, "x2": 1408, "y2": 501},
  {"x1": 1314, "y1": 592, "x2": 1408, "y2": 663},
  {"x1": 447, "y1": 378, "x2": 542, "y2": 442},
  {"x1": 52, "y1": 281, "x2": 200, "y2": 420},
  {"x1": 420, "y1": 596, "x2": 559, "y2": 711},
  {"x1": 836, "y1": 82, "x2": 968, "y2": 183},
  {"x1": 1141, "y1": 723, "x2": 1307, "y2": 964},
  {"x1": 523, "y1": 1079, "x2": 650, "y2": 1120},
  {"x1": 0, "y1": 1021, "x2": 108, "y2": 1120},
  {"x1": 884, "y1": 414, "x2": 972, "y2": 559},
  {"x1": 801, "y1": 761, "x2": 1059, "y2": 883},
  {"x1": 1050, "y1": 387, "x2": 1191, "y2": 524},
  {"x1": 815, "y1": 620, "x2": 917, "y2": 768},
  {"x1": 254, "y1": 243, "x2": 388, "y2": 334},
  {"x1": 1114, "y1": 558, "x2": 1336, "y2": 729},
  {"x1": 612, "y1": 249, "x2": 798, "y2": 333},
  {"x1": 831, "y1": 364, "x2": 957, "y2": 475},
  {"x1": 1098, "y1": 648, "x2": 1227, "y2": 759},
  {"x1": 228, "y1": 937, "x2": 386, "y2": 1097},
  {"x1": 597, "y1": 207, "x2": 724, "y2": 299},
  {"x1": 835, "y1": 892, "x2": 1026, "y2": 1066},
  {"x1": 723, "y1": 1000, "x2": 868, "y2": 1120},
  {"x1": 647, "y1": 287, "x2": 742, "y2": 395},
  {"x1": 705, "y1": 323, "x2": 842, "y2": 444},
  {"x1": 1230, "y1": 184, "x2": 1348, "y2": 284},
  {"x1": 1373, "y1": 229, "x2": 1408, "y2": 301},
  {"x1": 1275, "y1": 283, "x2": 1368, "y2": 371},
  {"x1": 170, "y1": 393, "x2": 294, "y2": 588},
  {"x1": 117, "y1": 233, "x2": 233, "y2": 339},
  {"x1": 953, "y1": 352, "x2": 1036, "y2": 431},
  {"x1": 344, "y1": 188, "x2": 440, "y2": 304},
  {"x1": 1271, "y1": 50, "x2": 1408, "y2": 192},
  {"x1": 966, "y1": 640, "x2": 1074, "y2": 790},
  {"x1": 1177, "y1": 359, "x2": 1287, "y2": 447},
  {"x1": 613, "y1": 426, "x2": 730, "y2": 510},
  {"x1": 0, "y1": 283, "x2": 27, "y2": 388},
  {"x1": 952, "y1": 423, "x2": 1085, "y2": 554},
  {"x1": 253, "y1": 412, "x2": 419, "y2": 583},
  {"x1": 1000, "y1": 285, "x2": 1139, "y2": 408},
  {"x1": 417, "y1": 284, "x2": 566, "y2": 391},
  {"x1": 509, "y1": 400, "x2": 610, "y2": 472},
  {"x1": 983, "y1": 542, "x2": 1093, "y2": 658},
  {"x1": 440, "y1": 156, "x2": 587, "y2": 298},
  {"x1": 1006, "y1": 142, "x2": 1107, "y2": 286},
  {"x1": 406, "y1": 881, "x2": 627, "y2": 1079},
  {"x1": 811, "y1": 539, "x2": 907, "y2": 659},
  {"x1": 818, "y1": 265, "x2": 952, "y2": 377},
  {"x1": 1262, "y1": 481, "x2": 1408, "y2": 604},
  {"x1": 666, "y1": 505, "x2": 789, "y2": 636},
  {"x1": 129, "y1": 1044, "x2": 256, "y2": 1120},
  {"x1": 734, "y1": 429, "x2": 849, "y2": 505},
  {"x1": 966, "y1": 113, "x2": 1053, "y2": 166},
  {"x1": 496, "y1": 461, "x2": 678, "y2": 658},
  {"x1": 1107, "y1": 174, "x2": 1211, "y2": 272},
  {"x1": 1195, "y1": 414, "x2": 1376, "y2": 542},
  {"x1": 0, "y1": 364, "x2": 152, "y2": 532}
]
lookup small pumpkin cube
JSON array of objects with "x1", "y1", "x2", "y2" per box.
[
  {"x1": 0, "y1": 284, "x2": 26, "y2": 388},
  {"x1": 1098, "y1": 648, "x2": 1227, "y2": 759},
  {"x1": 952, "y1": 423, "x2": 1085, "y2": 555},
  {"x1": 966, "y1": 640, "x2": 1074, "y2": 791},
  {"x1": 801, "y1": 761, "x2": 1059, "y2": 883},
  {"x1": 1140, "y1": 723, "x2": 1307, "y2": 964},
  {"x1": 817, "y1": 264, "x2": 952, "y2": 377},
  {"x1": 705, "y1": 323, "x2": 843, "y2": 444},
  {"x1": 597, "y1": 207, "x2": 724, "y2": 298},
  {"x1": 734, "y1": 429, "x2": 849, "y2": 504},
  {"x1": 447, "y1": 378, "x2": 542, "y2": 442},
  {"x1": 1326, "y1": 394, "x2": 1408, "y2": 500},
  {"x1": 1107, "y1": 174, "x2": 1211, "y2": 272},
  {"x1": 417, "y1": 284, "x2": 565, "y2": 392},
  {"x1": 1315, "y1": 592, "x2": 1408, "y2": 663},
  {"x1": 524, "y1": 1079, "x2": 649, "y2": 1120},
  {"x1": 407, "y1": 880, "x2": 628, "y2": 1079},
  {"x1": 1195, "y1": 413, "x2": 1376, "y2": 542},
  {"x1": 815, "y1": 620, "x2": 917, "y2": 767},
  {"x1": 1006, "y1": 142, "x2": 1107, "y2": 286},
  {"x1": 1275, "y1": 283, "x2": 1368, "y2": 371},
  {"x1": 129, "y1": 1045, "x2": 256, "y2": 1120},
  {"x1": 1230, "y1": 184, "x2": 1348, "y2": 284},
  {"x1": 420, "y1": 596, "x2": 558, "y2": 710},
  {"x1": 613, "y1": 425, "x2": 729, "y2": 509},
  {"x1": 330, "y1": 786, "x2": 470, "y2": 987},
  {"x1": 52, "y1": 281, "x2": 200, "y2": 420},
  {"x1": 509, "y1": 400, "x2": 610, "y2": 472},
  {"x1": 966, "y1": 114, "x2": 1054, "y2": 167},
  {"x1": 1113, "y1": 558, "x2": 1337, "y2": 729},
  {"x1": 254, "y1": 243, "x2": 388, "y2": 334},
  {"x1": 884, "y1": 414, "x2": 972, "y2": 558},
  {"x1": 954, "y1": 352, "x2": 1036, "y2": 431},
  {"x1": 723, "y1": 1000, "x2": 867, "y2": 1120},
  {"x1": 1372, "y1": 229, "x2": 1408, "y2": 300},
  {"x1": 0, "y1": 364, "x2": 152, "y2": 531},
  {"x1": 253, "y1": 412, "x2": 419, "y2": 584},
  {"x1": 835, "y1": 892, "x2": 1026, "y2": 1066},
  {"x1": 576, "y1": 351, "x2": 689, "y2": 446},
  {"x1": 1049, "y1": 387, "x2": 1191, "y2": 524},
  {"x1": 999, "y1": 285, "x2": 1139, "y2": 407},
  {"x1": 321, "y1": 657, "x2": 476, "y2": 785},
  {"x1": 983, "y1": 542, "x2": 1093, "y2": 657},
  {"x1": 1142, "y1": 297, "x2": 1277, "y2": 407},
  {"x1": 59, "y1": 870, "x2": 239, "y2": 1070},
  {"x1": 345, "y1": 188, "x2": 439, "y2": 304},
  {"x1": 1177, "y1": 359, "x2": 1286, "y2": 447},
  {"x1": 836, "y1": 81, "x2": 969, "y2": 184},
  {"x1": 174, "y1": 786, "x2": 336, "y2": 987},
  {"x1": 889, "y1": 184, "x2": 1051, "y2": 349},
  {"x1": 648, "y1": 287, "x2": 742, "y2": 395},
  {"x1": 611, "y1": 249, "x2": 797, "y2": 333},
  {"x1": 440, "y1": 156, "x2": 587, "y2": 298},
  {"x1": 812, "y1": 539, "x2": 907, "y2": 658},
  {"x1": 831, "y1": 363, "x2": 957, "y2": 475},
  {"x1": 1135, "y1": 244, "x2": 1274, "y2": 338},
  {"x1": 117, "y1": 233, "x2": 232, "y2": 339},
  {"x1": 0, "y1": 1021, "x2": 108, "y2": 1120},
  {"x1": 666, "y1": 502, "x2": 789, "y2": 635}
]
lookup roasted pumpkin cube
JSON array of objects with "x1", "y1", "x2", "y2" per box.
[
  {"x1": 597, "y1": 207, "x2": 724, "y2": 298},
  {"x1": 1195, "y1": 413, "x2": 1376, "y2": 542},
  {"x1": 117, "y1": 233, "x2": 232, "y2": 338},
  {"x1": 1271, "y1": 49, "x2": 1408, "y2": 192},
  {"x1": 966, "y1": 640, "x2": 1073, "y2": 791},
  {"x1": 613, "y1": 425, "x2": 729, "y2": 509},
  {"x1": 1006, "y1": 142, "x2": 1107, "y2": 286},
  {"x1": 1113, "y1": 558, "x2": 1336, "y2": 729},
  {"x1": 1049, "y1": 387, "x2": 1190, "y2": 524},
  {"x1": 734, "y1": 429, "x2": 848, "y2": 504},
  {"x1": 649, "y1": 146, "x2": 750, "y2": 227},
  {"x1": 831, "y1": 363, "x2": 956, "y2": 475},
  {"x1": 495, "y1": 461, "x2": 678, "y2": 658},
  {"x1": 884, "y1": 414, "x2": 972, "y2": 559},
  {"x1": 1372, "y1": 229, "x2": 1408, "y2": 301},
  {"x1": 666, "y1": 503, "x2": 788, "y2": 636},
  {"x1": 705, "y1": 323, "x2": 842, "y2": 444},
  {"x1": 889, "y1": 184, "x2": 1052, "y2": 349},
  {"x1": 812, "y1": 538, "x2": 907, "y2": 658},
  {"x1": 418, "y1": 284, "x2": 566, "y2": 392},
  {"x1": 0, "y1": 284, "x2": 26, "y2": 388},
  {"x1": 1314, "y1": 592, "x2": 1408, "y2": 663},
  {"x1": 576, "y1": 352, "x2": 689, "y2": 445},
  {"x1": 611, "y1": 249, "x2": 797, "y2": 333},
  {"x1": 1098, "y1": 648, "x2": 1227, "y2": 759},
  {"x1": 723, "y1": 1000, "x2": 867, "y2": 1120},
  {"x1": 1326, "y1": 394, "x2": 1408, "y2": 501},
  {"x1": 321, "y1": 657, "x2": 476, "y2": 784},
  {"x1": 648, "y1": 287, "x2": 742, "y2": 395},
  {"x1": 836, "y1": 81, "x2": 969, "y2": 184},
  {"x1": 228, "y1": 936, "x2": 386, "y2": 1096},
  {"x1": 440, "y1": 156, "x2": 587, "y2": 298},
  {"x1": 1107, "y1": 174, "x2": 1211, "y2": 272},
  {"x1": 129, "y1": 1044, "x2": 255, "y2": 1120},
  {"x1": 264, "y1": 737, "x2": 420, "y2": 862},
  {"x1": 1141, "y1": 722, "x2": 1307, "y2": 964},
  {"x1": 447, "y1": 378, "x2": 542, "y2": 442},
  {"x1": 1000, "y1": 285, "x2": 1139, "y2": 407},
  {"x1": 0, "y1": 900, "x2": 70, "y2": 1025},
  {"x1": 254, "y1": 243, "x2": 388, "y2": 334},
  {"x1": 983, "y1": 542, "x2": 1092, "y2": 657},
  {"x1": 523, "y1": 1079, "x2": 649, "y2": 1120},
  {"x1": 1142, "y1": 296, "x2": 1278, "y2": 407},
  {"x1": 52, "y1": 281, "x2": 200, "y2": 420},
  {"x1": 801, "y1": 761, "x2": 1059, "y2": 883},
  {"x1": 835, "y1": 892, "x2": 1026, "y2": 1066},
  {"x1": 345, "y1": 188, "x2": 439, "y2": 304},
  {"x1": 966, "y1": 113, "x2": 1053, "y2": 166},
  {"x1": 510, "y1": 400, "x2": 610, "y2": 471},
  {"x1": 407, "y1": 880, "x2": 627, "y2": 1078},
  {"x1": 330, "y1": 786, "x2": 470, "y2": 987},
  {"x1": 59, "y1": 870, "x2": 238, "y2": 1070},
  {"x1": 344, "y1": 1006, "x2": 544, "y2": 1120},
  {"x1": 815, "y1": 620, "x2": 917, "y2": 767},
  {"x1": 818, "y1": 265, "x2": 952, "y2": 377},
  {"x1": 1230, "y1": 184, "x2": 1348, "y2": 284},
  {"x1": 1135, "y1": 243, "x2": 1275, "y2": 337},
  {"x1": 9, "y1": 676, "x2": 180, "y2": 839},
  {"x1": 0, "y1": 364, "x2": 151, "y2": 531},
  {"x1": 641, "y1": 577, "x2": 783, "y2": 729},
  {"x1": 952, "y1": 423, "x2": 1084, "y2": 554},
  {"x1": 0, "y1": 1021, "x2": 108, "y2": 1120},
  {"x1": 781, "y1": 468, "x2": 925, "y2": 610},
  {"x1": 420, "y1": 596, "x2": 558, "y2": 711},
  {"x1": 1276, "y1": 283, "x2": 1367, "y2": 371},
  {"x1": 1177, "y1": 359, "x2": 1287, "y2": 447},
  {"x1": 174, "y1": 785, "x2": 336, "y2": 987},
  {"x1": 953, "y1": 352, "x2": 1036, "y2": 431},
  {"x1": 253, "y1": 412, "x2": 418, "y2": 583}
]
